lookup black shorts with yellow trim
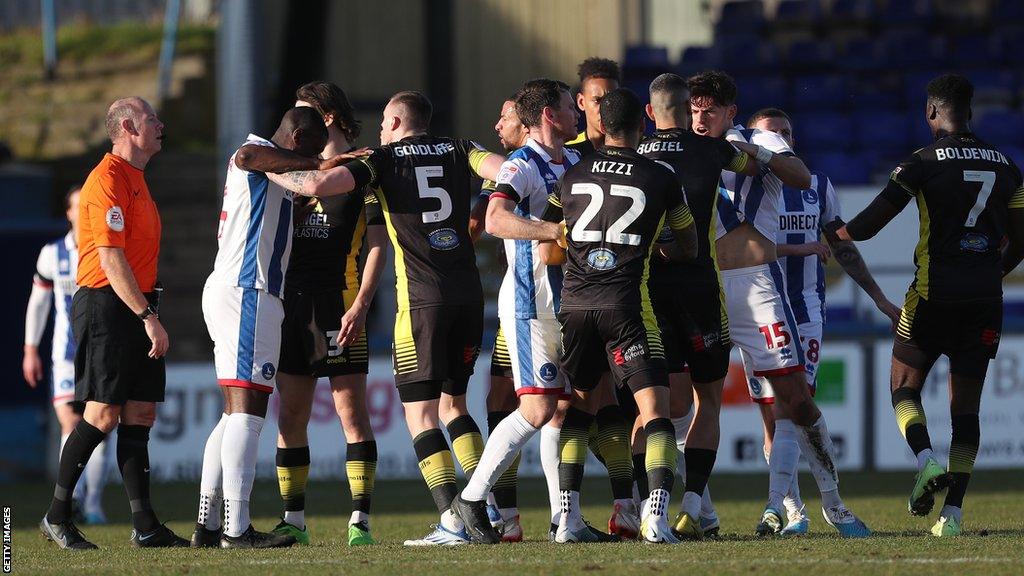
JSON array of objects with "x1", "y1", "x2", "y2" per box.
[
  {"x1": 649, "y1": 279, "x2": 731, "y2": 383},
  {"x1": 490, "y1": 325, "x2": 513, "y2": 379},
  {"x1": 393, "y1": 303, "x2": 483, "y2": 402},
  {"x1": 894, "y1": 289, "x2": 1002, "y2": 380},
  {"x1": 557, "y1": 307, "x2": 668, "y2": 393},
  {"x1": 279, "y1": 287, "x2": 369, "y2": 378}
]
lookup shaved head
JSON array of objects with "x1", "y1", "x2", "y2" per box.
[
  {"x1": 648, "y1": 73, "x2": 689, "y2": 126},
  {"x1": 105, "y1": 97, "x2": 151, "y2": 142}
]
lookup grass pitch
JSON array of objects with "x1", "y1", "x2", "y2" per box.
[{"x1": 6, "y1": 471, "x2": 1024, "y2": 575}]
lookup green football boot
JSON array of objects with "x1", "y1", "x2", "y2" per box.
[
  {"x1": 931, "y1": 515, "x2": 962, "y2": 537},
  {"x1": 909, "y1": 458, "x2": 950, "y2": 516},
  {"x1": 272, "y1": 519, "x2": 310, "y2": 545},
  {"x1": 348, "y1": 521, "x2": 377, "y2": 546}
]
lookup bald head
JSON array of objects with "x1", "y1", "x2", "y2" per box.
[
  {"x1": 647, "y1": 73, "x2": 689, "y2": 128},
  {"x1": 273, "y1": 107, "x2": 328, "y2": 158},
  {"x1": 106, "y1": 97, "x2": 152, "y2": 143}
]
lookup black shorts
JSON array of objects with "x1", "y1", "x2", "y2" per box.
[
  {"x1": 393, "y1": 304, "x2": 483, "y2": 402},
  {"x1": 558, "y1": 307, "x2": 667, "y2": 393},
  {"x1": 72, "y1": 287, "x2": 165, "y2": 405},
  {"x1": 490, "y1": 325, "x2": 513, "y2": 379},
  {"x1": 650, "y1": 280, "x2": 731, "y2": 383},
  {"x1": 894, "y1": 290, "x2": 1002, "y2": 380},
  {"x1": 279, "y1": 287, "x2": 369, "y2": 378}
]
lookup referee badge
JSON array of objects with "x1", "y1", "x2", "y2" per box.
[{"x1": 105, "y1": 206, "x2": 125, "y2": 232}]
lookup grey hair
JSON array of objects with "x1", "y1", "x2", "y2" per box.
[{"x1": 105, "y1": 97, "x2": 148, "y2": 142}]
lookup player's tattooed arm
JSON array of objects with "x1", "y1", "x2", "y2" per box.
[
  {"x1": 234, "y1": 144, "x2": 318, "y2": 173},
  {"x1": 823, "y1": 218, "x2": 901, "y2": 329},
  {"x1": 267, "y1": 166, "x2": 357, "y2": 198}
]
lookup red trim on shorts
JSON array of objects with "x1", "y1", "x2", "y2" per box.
[
  {"x1": 752, "y1": 365, "x2": 805, "y2": 377},
  {"x1": 490, "y1": 192, "x2": 516, "y2": 202},
  {"x1": 34, "y1": 279, "x2": 54, "y2": 289},
  {"x1": 751, "y1": 396, "x2": 775, "y2": 405},
  {"x1": 52, "y1": 394, "x2": 75, "y2": 404},
  {"x1": 516, "y1": 387, "x2": 566, "y2": 397},
  {"x1": 218, "y1": 378, "x2": 273, "y2": 393}
]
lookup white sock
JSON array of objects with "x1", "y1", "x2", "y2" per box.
[
  {"x1": 221, "y1": 413, "x2": 264, "y2": 537},
  {"x1": 499, "y1": 507, "x2": 518, "y2": 521},
  {"x1": 283, "y1": 510, "x2": 305, "y2": 530},
  {"x1": 784, "y1": 473, "x2": 806, "y2": 518},
  {"x1": 559, "y1": 490, "x2": 582, "y2": 526},
  {"x1": 487, "y1": 493, "x2": 497, "y2": 507},
  {"x1": 441, "y1": 508, "x2": 464, "y2": 532},
  {"x1": 462, "y1": 411, "x2": 538, "y2": 502},
  {"x1": 795, "y1": 416, "x2": 841, "y2": 506},
  {"x1": 700, "y1": 485, "x2": 717, "y2": 519},
  {"x1": 769, "y1": 419, "x2": 801, "y2": 513},
  {"x1": 540, "y1": 424, "x2": 562, "y2": 524},
  {"x1": 198, "y1": 413, "x2": 228, "y2": 530},
  {"x1": 681, "y1": 491, "x2": 701, "y2": 520},
  {"x1": 83, "y1": 438, "x2": 108, "y2": 514},
  {"x1": 939, "y1": 504, "x2": 962, "y2": 522},
  {"x1": 648, "y1": 488, "x2": 670, "y2": 519},
  {"x1": 350, "y1": 510, "x2": 369, "y2": 527},
  {"x1": 916, "y1": 448, "x2": 935, "y2": 471}
]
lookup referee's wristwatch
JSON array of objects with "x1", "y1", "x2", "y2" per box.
[{"x1": 138, "y1": 304, "x2": 159, "y2": 321}]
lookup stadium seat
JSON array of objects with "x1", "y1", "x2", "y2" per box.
[
  {"x1": 828, "y1": 0, "x2": 875, "y2": 22},
  {"x1": 883, "y1": 0, "x2": 935, "y2": 28},
  {"x1": 848, "y1": 72, "x2": 904, "y2": 109},
  {"x1": 678, "y1": 45, "x2": 714, "y2": 77},
  {"x1": 716, "y1": 36, "x2": 780, "y2": 74},
  {"x1": 883, "y1": 31, "x2": 946, "y2": 70},
  {"x1": 974, "y1": 110, "x2": 1024, "y2": 148},
  {"x1": 995, "y1": 28, "x2": 1024, "y2": 67},
  {"x1": 841, "y1": 38, "x2": 885, "y2": 72},
  {"x1": 853, "y1": 109, "x2": 911, "y2": 154},
  {"x1": 1002, "y1": 146, "x2": 1024, "y2": 170},
  {"x1": 789, "y1": 112, "x2": 854, "y2": 152},
  {"x1": 624, "y1": 45, "x2": 670, "y2": 74},
  {"x1": 783, "y1": 39, "x2": 836, "y2": 72},
  {"x1": 993, "y1": 0, "x2": 1024, "y2": 24},
  {"x1": 715, "y1": 0, "x2": 765, "y2": 37},
  {"x1": 801, "y1": 151, "x2": 872, "y2": 185},
  {"x1": 791, "y1": 74, "x2": 851, "y2": 111},
  {"x1": 950, "y1": 34, "x2": 996, "y2": 69},
  {"x1": 774, "y1": 0, "x2": 822, "y2": 23},
  {"x1": 971, "y1": 69, "x2": 1018, "y2": 107},
  {"x1": 734, "y1": 75, "x2": 789, "y2": 116},
  {"x1": 903, "y1": 70, "x2": 943, "y2": 106}
]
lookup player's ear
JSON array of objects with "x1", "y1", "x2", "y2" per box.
[
  {"x1": 390, "y1": 115, "x2": 401, "y2": 132},
  {"x1": 576, "y1": 91, "x2": 585, "y2": 111},
  {"x1": 322, "y1": 112, "x2": 335, "y2": 128},
  {"x1": 597, "y1": 118, "x2": 608, "y2": 136},
  {"x1": 121, "y1": 117, "x2": 138, "y2": 136},
  {"x1": 645, "y1": 103, "x2": 656, "y2": 122},
  {"x1": 726, "y1": 104, "x2": 737, "y2": 122}
]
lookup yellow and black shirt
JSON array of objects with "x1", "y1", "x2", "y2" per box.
[
  {"x1": 566, "y1": 131, "x2": 597, "y2": 158},
  {"x1": 542, "y1": 146, "x2": 693, "y2": 310},
  {"x1": 347, "y1": 134, "x2": 492, "y2": 310},
  {"x1": 879, "y1": 132, "x2": 1024, "y2": 302},
  {"x1": 638, "y1": 128, "x2": 747, "y2": 288}
]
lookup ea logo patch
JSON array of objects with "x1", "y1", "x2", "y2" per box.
[
  {"x1": 106, "y1": 206, "x2": 125, "y2": 232},
  {"x1": 657, "y1": 224, "x2": 674, "y2": 243},
  {"x1": 960, "y1": 232, "x2": 989, "y2": 253},
  {"x1": 802, "y1": 189, "x2": 819, "y2": 204},
  {"x1": 749, "y1": 378, "x2": 762, "y2": 396},
  {"x1": 428, "y1": 228, "x2": 460, "y2": 250},
  {"x1": 261, "y1": 362, "x2": 276, "y2": 380},
  {"x1": 539, "y1": 362, "x2": 558, "y2": 382},
  {"x1": 586, "y1": 248, "x2": 617, "y2": 270}
]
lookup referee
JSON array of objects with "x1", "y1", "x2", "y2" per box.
[{"x1": 40, "y1": 97, "x2": 188, "y2": 549}]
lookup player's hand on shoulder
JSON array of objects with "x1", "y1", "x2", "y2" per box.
[{"x1": 319, "y1": 148, "x2": 371, "y2": 171}]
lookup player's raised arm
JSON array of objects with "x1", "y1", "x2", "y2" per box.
[
  {"x1": 828, "y1": 159, "x2": 920, "y2": 243},
  {"x1": 484, "y1": 160, "x2": 562, "y2": 241},
  {"x1": 468, "y1": 147, "x2": 506, "y2": 183},
  {"x1": 234, "y1": 143, "x2": 319, "y2": 173},
  {"x1": 728, "y1": 130, "x2": 811, "y2": 189}
]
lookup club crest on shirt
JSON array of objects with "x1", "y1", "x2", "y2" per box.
[
  {"x1": 587, "y1": 248, "x2": 617, "y2": 270},
  {"x1": 802, "y1": 189, "x2": 819, "y2": 205},
  {"x1": 539, "y1": 362, "x2": 558, "y2": 382},
  {"x1": 261, "y1": 362, "x2": 276, "y2": 380},
  {"x1": 428, "y1": 228, "x2": 460, "y2": 250}
]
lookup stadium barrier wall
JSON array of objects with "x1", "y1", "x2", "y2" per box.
[{"x1": 143, "y1": 337, "x2": 1024, "y2": 481}]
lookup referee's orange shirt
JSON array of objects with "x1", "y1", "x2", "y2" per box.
[{"x1": 77, "y1": 153, "x2": 161, "y2": 292}]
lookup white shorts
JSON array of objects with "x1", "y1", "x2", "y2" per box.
[
  {"x1": 501, "y1": 316, "x2": 569, "y2": 397},
  {"x1": 721, "y1": 262, "x2": 804, "y2": 387},
  {"x1": 51, "y1": 360, "x2": 76, "y2": 405},
  {"x1": 744, "y1": 319, "x2": 821, "y2": 403},
  {"x1": 202, "y1": 283, "x2": 284, "y2": 393}
]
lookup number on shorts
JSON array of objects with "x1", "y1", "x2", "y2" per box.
[
  {"x1": 963, "y1": 170, "x2": 995, "y2": 227},
  {"x1": 569, "y1": 183, "x2": 646, "y2": 246},
  {"x1": 806, "y1": 338, "x2": 820, "y2": 363},
  {"x1": 758, "y1": 322, "x2": 791, "y2": 350},
  {"x1": 415, "y1": 165, "x2": 452, "y2": 223},
  {"x1": 326, "y1": 329, "x2": 342, "y2": 357}
]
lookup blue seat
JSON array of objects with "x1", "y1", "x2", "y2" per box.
[
  {"x1": 975, "y1": 110, "x2": 1024, "y2": 148},
  {"x1": 853, "y1": 109, "x2": 911, "y2": 154},
  {"x1": 849, "y1": 72, "x2": 905, "y2": 109},
  {"x1": 789, "y1": 112, "x2": 854, "y2": 152},
  {"x1": 774, "y1": 0, "x2": 822, "y2": 23},
  {"x1": 884, "y1": 0, "x2": 935, "y2": 26},
  {"x1": 842, "y1": 38, "x2": 885, "y2": 72},
  {"x1": 734, "y1": 75, "x2": 789, "y2": 115},
  {"x1": 902, "y1": 70, "x2": 942, "y2": 106},
  {"x1": 908, "y1": 113, "x2": 933, "y2": 148},
  {"x1": 883, "y1": 31, "x2": 946, "y2": 70},
  {"x1": 993, "y1": 0, "x2": 1024, "y2": 23},
  {"x1": 950, "y1": 34, "x2": 995, "y2": 68},
  {"x1": 801, "y1": 151, "x2": 872, "y2": 185},
  {"x1": 677, "y1": 46, "x2": 715, "y2": 77},
  {"x1": 790, "y1": 74, "x2": 850, "y2": 111},
  {"x1": 624, "y1": 45, "x2": 670, "y2": 71},
  {"x1": 829, "y1": 0, "x2": 875, "y2": 21},
  {"x1": 1002, "y1": 146, "x2": 1024, "y2": 170},
  {"x1": 784, "y1": 39, "x2": 836, "y2": 71},
  {"x1": 715, "y1": 0, "x2": 765, "y2": 37},
  {"x1": 995, "y1": 28, "x2": 1024, "y2": 66},
  {"x1": 972, "y1": 69, "x2": 1018, "y2": 106}
]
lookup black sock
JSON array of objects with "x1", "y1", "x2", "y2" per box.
[
  {"x1": 412, "y1": 429, "x2": 458, "y2": 513},
  {"x1": 643, "y1": 418, "x2": 677, "y2": 493},
  {"x1": 559, "y1": 407, "x2": 595, "y2": 493},
  {"x1": 892, "y1": 387, "x2": 932, "y2": 455},
  {"x1": 595, "y1": 405, "x2": 633, "y2": 500},
  {"x1": 118, "y1": 424, "x2": 159, "y2": 533},
  {"x1": 346, "y1": 441, "x2": 377, "y2": 515},
  {"x1": 276, "y1": 446, "x2": 311, "y2": 514},
  {"x1": 47, "y1": 421, "x2": 106, "y2": 524},
  {"x1": 632, "y1": 453, "x2": 649, "y2": 496},
  {"x1": 944, "y1": 413, "x2": 980, "y2": 509},
  {"x1": 683, "y1": 448, "x2": 717, "y2": 497}
]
